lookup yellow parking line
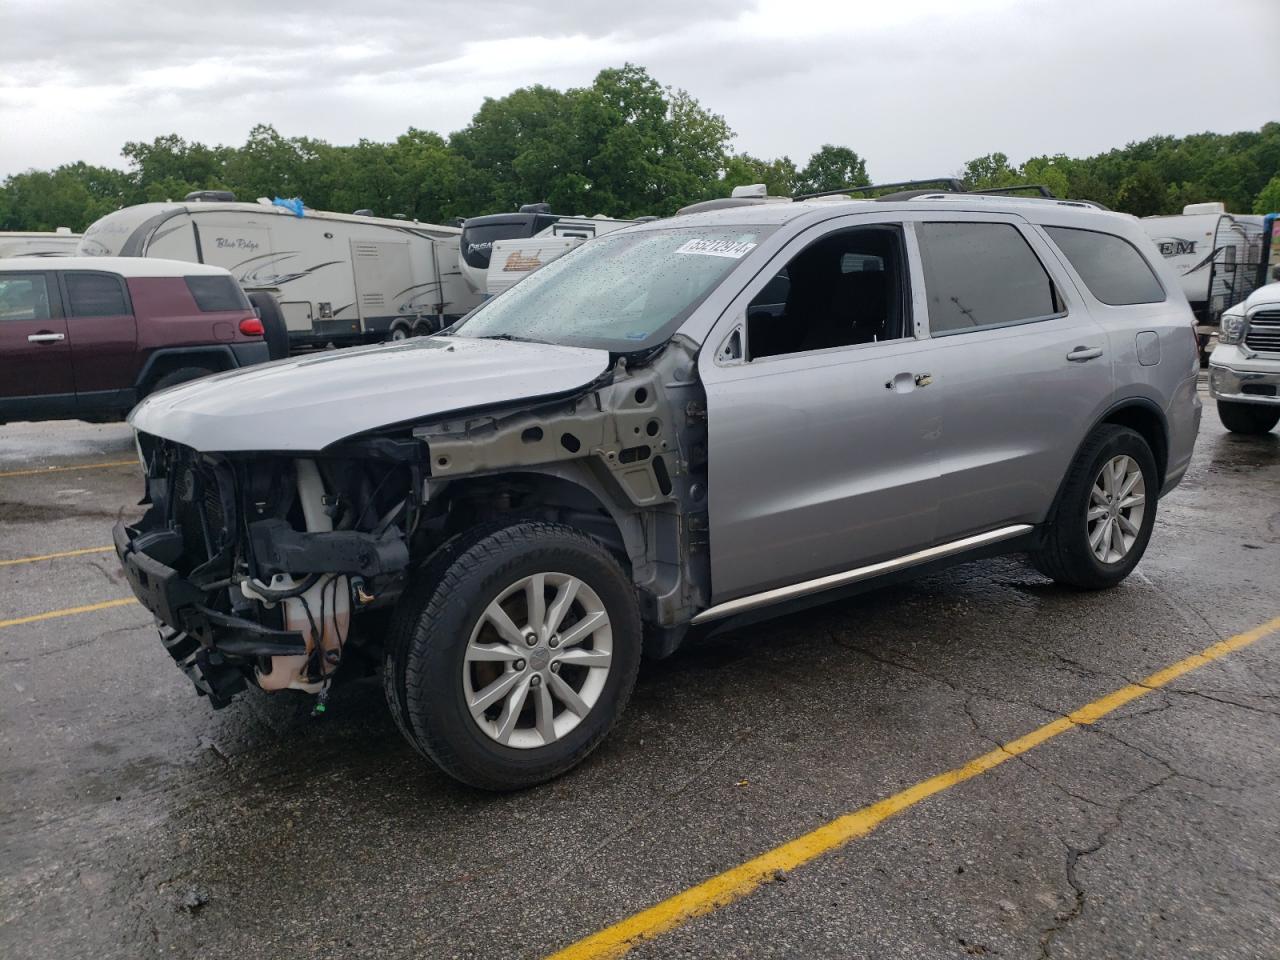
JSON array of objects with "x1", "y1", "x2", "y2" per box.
[
  {"x1": 0, "y1": 546, "x2": 114, "y2": 567},
  {"x1": 547, "y1": 615, "x2": 1280, "y2": 960},
  {"x1": 0, "y1": 598, "x2": 138, "y2": 630},
  {"x1": 0, "y1": 459, "x2": 136, "y2": 479}
]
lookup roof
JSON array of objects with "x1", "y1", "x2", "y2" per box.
[
  {"x1": 0, "y1": 231, "x2": 81, "y2": 239},
  {"x1": 85, "y1": 201, "x2": 461, "y2": 236},
  {"x1": 640, "y1": 194, "x2": 1139, "y2": 233},
  {"x1": 0, "y1": 256, "x2": 234, "y2": 278}
]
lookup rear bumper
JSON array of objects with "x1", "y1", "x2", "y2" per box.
[{"x1": 229, "y1": 341, "x2": 270, "y2": 368}]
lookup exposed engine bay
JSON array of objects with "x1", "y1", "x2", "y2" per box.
[{"x1": 114, "y1": 338, "x2": 710, "y2": 709}]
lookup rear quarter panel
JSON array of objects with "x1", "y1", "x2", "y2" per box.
[
  {"x1": 1033, "y1": 219, "x2": 1201, "y2": 492},
  {"x1": 129, "y1": 276, "x2": 258, "y2": 359}
]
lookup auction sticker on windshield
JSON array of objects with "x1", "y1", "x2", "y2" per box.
[{"x1": 675, "y1": 238, "x2": 758, "y2": 258}]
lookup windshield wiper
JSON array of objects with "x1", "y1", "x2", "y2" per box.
[{"x1": 474, "y1": 333, "x2": 545, "y2": 344}]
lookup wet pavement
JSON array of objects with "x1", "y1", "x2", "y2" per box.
[{"x1": 1, "y1": 392, "x2": 1278, "y2": 960}]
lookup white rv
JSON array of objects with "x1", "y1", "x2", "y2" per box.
[
  {"x1": 78, "y1": 195, "x2": 482, "y2": 348},
  {"x1": 0, "y1": 228, "x2": 81, "y2": 258},
  {"x1": 458, "y1": 205, "x2": 637, "y2": 297},
  {"x1": 1141, "y1": 203, "x2": 1266, "y2": 349}
]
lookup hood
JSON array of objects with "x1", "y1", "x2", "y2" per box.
[
  {"x1": 1242, "y1": 281, "x2": 1280, "y2": 311},
  {"x1": 130, "y1": 336, "x2": 611, "y2": 452}
]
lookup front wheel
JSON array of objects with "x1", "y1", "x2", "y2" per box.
[
  {"x1": 1032, "y1": 425, "x2": 1158, "y2": 590},
  {"x1": 1218, "y1": 400, "x2": 1280, "y2": 435},
  {"x1": 385, "y1": 521, "x2": 642, "y2": 790}
]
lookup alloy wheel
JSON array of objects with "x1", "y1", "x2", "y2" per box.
[
  {"x1": 462, "y1": 573, "x2": 613, "y2": 749},
  {"x1": 1087, "y1": 454, "x2": 1146, "y2": 564}
]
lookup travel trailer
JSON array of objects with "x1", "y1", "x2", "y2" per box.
[
  {"x1": 1141, "y1": 203, "x2": 1266, "y2": 352},
  {"x1": 78, "y1": 195, "x2": 482, "y2": 348},
  {"x1": 459, "y1": 204, "x2": 636, "y2": 296},
  {"x1": 0, "y1": 228, "x2": 81, "y2": 258}
]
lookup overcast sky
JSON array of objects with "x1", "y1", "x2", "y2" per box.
[{"x1": 1, "y1": 0, "x2": 1277, "y2": 182}]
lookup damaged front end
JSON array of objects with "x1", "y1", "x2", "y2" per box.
[{"x1": 115, "y1": 434, "x2": 420, "y2": 707}]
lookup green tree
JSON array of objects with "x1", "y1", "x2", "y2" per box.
[
  {"x1": 0, "y1": 163, "x2": 131, "y2": 231},
  {"x1": 121, "y1": 134, "x2": 230, "y2": 202},
  {"x1": 1116, "y1": 163, "x2": 1168, "y2": 217},
  {"x1": 796, "y1": 145, "x2": 868, "y2": 194},
  {"x1": 721, "y1": 153, "x2": 799, "y2": 198},
  {"x1": 1254, "y1": 174, "x2": 1280, "y2": 214},
  {"x1": 960, "y1": 152, "x2": 1019, "y2": 189}
]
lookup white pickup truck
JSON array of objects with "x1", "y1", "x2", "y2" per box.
[{"x1": 1209, "y1": 281, "x2": 1280, "y2": 434}]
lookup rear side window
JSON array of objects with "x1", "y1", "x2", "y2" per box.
[
  {"x1": 918, "y1": 222, "x2": 1061, "y2": 335},
  {"x1": 1044, "y1": 227, "x2": 1165, "y2": 305},
  {"x1": 0, "y1": 274, "x2": 52, "y2": 321},
  {"x1": 185, "y1": 275, "x2": 250, "y2": 312},
  {"x1": 64, "y1": 272, "x2": 128, "y2": 317}
]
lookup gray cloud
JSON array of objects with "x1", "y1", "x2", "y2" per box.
[{"x1": 1, "y1": 0, "x2": 1277, "y2": 181}]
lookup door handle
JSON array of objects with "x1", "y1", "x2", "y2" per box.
[
  {"x1": 1066, "y1": 346, "x2": 1103, "y2": 362},
  {"x1": 914, "y1": 373, "x2": 933, "y2": 387},
  {"x1": 27, "y1": 332, "x2": 65, "y2": 344}
]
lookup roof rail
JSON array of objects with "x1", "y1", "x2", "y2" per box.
[
  {"x1": 793, "y1": 178, "x2": 966, "y2": 201},
  {"x1": 971, "y1": 184, "x2": 1055, "y2": 198},
  {"x1": 910, "y1": 192, "x2": 1111, "y2": 212}
]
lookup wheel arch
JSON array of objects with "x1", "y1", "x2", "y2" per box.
[
  {"x1": 136, "y1": 346, "x2": 236, "y2": 395},
  {"x1": 425, "y1": 461, "x2": 705, "y2": 634},
  {"x1": 1095, "y1": 398, "x2": 1169, "y2": 491},
  {"x1": 1045, "y1": 397, "x2": 1169, "y2": 527},
  {"x1": 430, "y1": 466, "x2": 645, "y2": 572}
]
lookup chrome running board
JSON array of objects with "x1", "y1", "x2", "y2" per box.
[{"x1": 691, "y1": 524, "x2": 1034, "y2": 625}]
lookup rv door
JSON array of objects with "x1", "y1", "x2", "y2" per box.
[{"x1": 350, "y1": 239, "x2": 413, "y2": 339}]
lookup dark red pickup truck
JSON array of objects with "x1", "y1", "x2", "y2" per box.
[{"x1": 0, "y1": 257, "x2": 285, "y2": 424}]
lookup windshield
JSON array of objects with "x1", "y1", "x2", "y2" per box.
[{"x1": 455, "y1": 225, "x2": 773, "y2": 350}]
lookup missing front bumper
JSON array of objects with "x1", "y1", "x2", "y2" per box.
[{"x1": 114, "y1": 520, "x2": 308, "y2": 707}]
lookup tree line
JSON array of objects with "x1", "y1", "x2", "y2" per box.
[{"x1": 1, "y1": 64, "x2": 1277, "y2": 233}]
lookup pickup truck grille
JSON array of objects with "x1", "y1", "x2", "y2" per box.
[{"x1": 1245, "y1": 310, "x2": 1280, "y2": 353}]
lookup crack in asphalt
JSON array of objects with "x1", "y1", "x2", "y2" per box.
[
  {"x1": 1037, "y1": 771, "x2": 1177, "y2": 959},
  {"x1": 0, "y1": 621, "x2": 150, "y2": 665},
  {"x1": 1160, "y1": 686, "x2": 1280, "y2": 718},
  {"x1": 959, "y1": 695, "x2": 1111, "y2": 811}
]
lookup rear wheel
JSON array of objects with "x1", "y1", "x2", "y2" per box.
[
  {"x1": 388, "y1": 322, "x2": 412, "y2": 342},
  {"x1": 1032, "y1": 425, "x2": 1158, "y2": 590},
  {"x1": 150, "y1": 366, "x2": 214, "y2": 394},
  {"x1": 386, "y1": 521, "x2": 641, "y2": 790},
  {"x1": 1217, "y1": 400, "x2": 1280, "y2": 435},
  {"x1": 247, "y1": 292, "x2": 290, "y2": 360}
]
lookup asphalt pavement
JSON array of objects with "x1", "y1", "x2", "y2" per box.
[{"x1": 1, "y1": 389, "x2": 1278, "y2": 960}]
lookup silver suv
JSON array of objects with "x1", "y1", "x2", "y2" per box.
[{"x1": 114, "y1": 194, "x2": 1201, "y2": 789}]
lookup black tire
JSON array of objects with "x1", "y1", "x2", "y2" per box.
[
  {"x1": 387, "y1": 322, "x2": 413, "y2": 342},
  {"x1": 1217, "y1": 400, "x2": 1280, "y2": 435},
  {"x1": 150, "y1": 366, "x2": 214, "y2": 394},
  {"x1": 247, "y1": 292, "x2": 291, "y2": 360},
  {"x1": 387, "y1": 520, "x2": 642, "y2": 790},
  {"x1": 1032, "y1": 425, "x2": 1158, "y2": 590},
  {"x1": 383, "y1": 530, "x2": 474, "y2": 759}
]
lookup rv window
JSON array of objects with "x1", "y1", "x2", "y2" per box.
[
  {"x1": 918, "y1": 222, "x2": 1062, "y2": 335},
  {"x1": 185, "y1": 275, "x2": 251, "y2": 312},
  {"x1": 64, "y1": 272, "x2": 128, "y2": 318},
  {"x1": 0, "y1": 275, "x2": 52, "y2": 321},
  {"x1": 1044, "y1": 227, "x2": 1165, "y2": 306}
]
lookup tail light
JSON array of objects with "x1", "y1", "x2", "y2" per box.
[{"x1": 239, "y1": 317, "x2": 265, "y2": 336}]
